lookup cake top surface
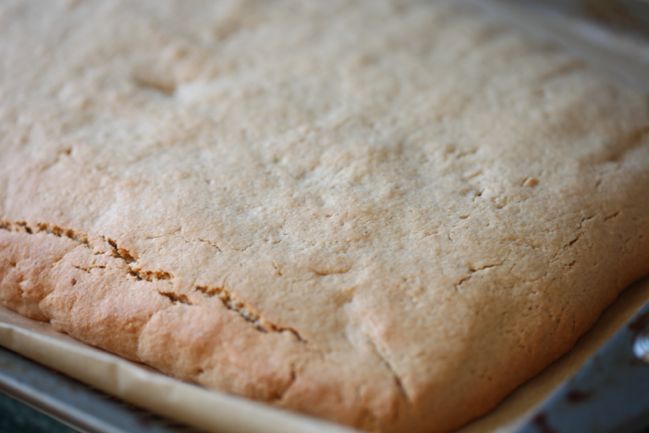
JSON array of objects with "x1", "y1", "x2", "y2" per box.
[{"x1": 1, "y1": 1, "x2": 648, "y2": 432}]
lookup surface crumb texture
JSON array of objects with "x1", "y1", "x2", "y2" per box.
[{"x1": 1, "y1": 1, "x2": 649, "y2": 432}]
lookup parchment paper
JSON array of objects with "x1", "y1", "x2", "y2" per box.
[{"x1": 1, "y1": 278, "x2": 648, "y2": 433}]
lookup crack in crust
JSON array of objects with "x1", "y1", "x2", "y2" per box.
[
  {"x1": 267, "y1": 364, "x2": 298, "y2": 403},
  {"x1": 562, "y1": 215, "x2": 595, "y2": 249},
  {"x1": 455, "y1": 262, "x2": 504, "y2": 290},
  {"x1": 159, "y1": 291, "x2": 191, "y2": 305},
  {"x1": 0, "y1": 219, "x2": 305, "y2": 343},
  {"x1": 365, "y1": 331, "x2": 410, "y2": 404},
  {"x1": 195, "y1": 284, "x2": 305, "y2": 341},
  {"x1": 103, "y1": 236, "x2": 173, "y2": 281}
]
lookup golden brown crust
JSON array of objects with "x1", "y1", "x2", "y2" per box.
[{"x1": 1, "y1": 1, "x2": 649, "y2": 432}]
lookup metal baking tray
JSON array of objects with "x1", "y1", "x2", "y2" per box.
[{"x1": 0, "y1": 346, "x2": 200, "y2": 433}]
